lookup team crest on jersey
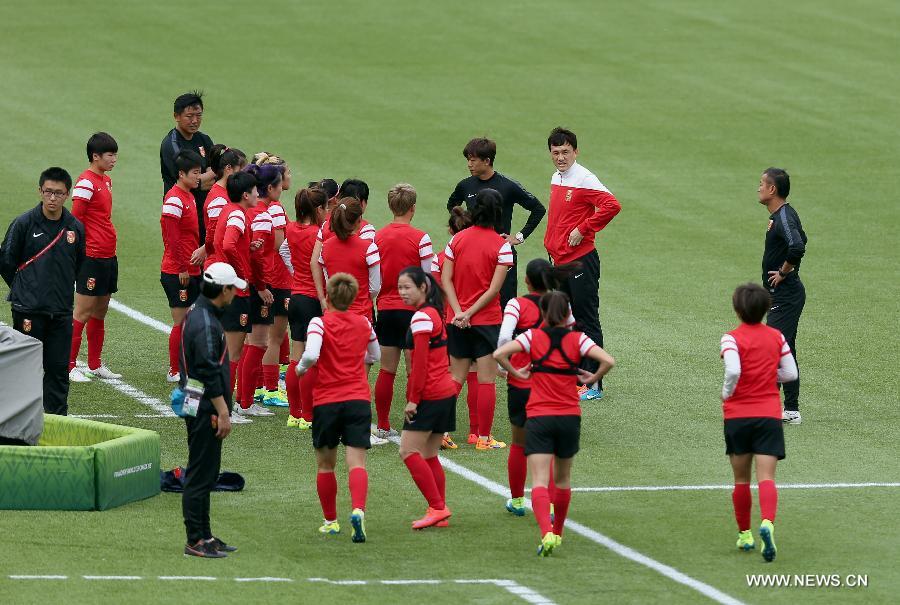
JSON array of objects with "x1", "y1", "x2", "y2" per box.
[
  {"x1": 66, "y1": 230, "x2": 76, "y2": 244},
  {"x1": 565, "y1": 189, "x2": 573, "y2": 202},
  {"x1": 86, "y1": 277, "x2": 96, "y2": 291},
  {"x1": 261, "y1": 305, "x2": 269, "y2": 318},
  {"x1": 179, "y1": 289, "x2": 188, "y2": 302},
  {"x1": 239, "y1": 314, "x2": 249, "y2": 327},
  {"x1": 284, "y1": 298, "x2": 290, "y2": 310},
  {"x1": 22, "y1": 319, "x2": 32, "y2": 333},
  {"x1": 766, "y1": 219, "x2": 773, "y2": 232}
]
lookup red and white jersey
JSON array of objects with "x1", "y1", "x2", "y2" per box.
[
  {"x1": 266, "y1": 199, "x2": 293, "y2": 289},
  {"x1": 317, "y1": 217, "x2": 376, "y2": 243},
  {"x1": 500, "y1": 295, "x2": 576, "y2": 388},
  {"x1": 160, "y1": 185, "x2": 200, "y2": 276},
  {"x1": 202, "y1": 183, "x2": 229, "y2": 262},
  {"x1": 213, "y1": 202, "x2": 251, "y2": 296},
  {"x1": 247, "y1": 202, "x2": 274, "y2": 291},
  {"x1": 305, "y1": 311, "x2": 377, "y2": 406},
  {"x1": 444, "y1": 226, "x2": 513, "y2": 325},
  {"x1": 319, "y1": 235, "x2": 381, "y2": 321},
  {"x1": 407, "y1": 304, "x2": 457, "y2": 404},
  {"x1": 430, "y1": 252, "x2": 444, "y2": 285},
  {"x1": 720, "y1": 323, "x2": 791, "y2": 420},
  {"x1": 515, "y1": 328, "x2": 597, "y2": 417},
  {"x1": 375, "y1": 223, "x2": 433, "y2": 311},
  {"x1": 286, "y1": 222, "x2": 320, "y2": 298},
  {"x1": 544, "y1": 162, "x2": 621, "y2": 264},
  {"x1": 71, "y1": 170, "x2": 116, "y2": 258}
]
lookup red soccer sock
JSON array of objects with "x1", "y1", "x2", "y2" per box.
[
  {"x1": 507, "y1": 444, "x2": 527, "y2": 499},
  {"x1": 86, "y1": 317, "x2": 105, "y2": 370},
  {"x1": 758, "y1": 480, "x2": 778, "y2": 523},
  {"x1": 262, "y1": 363, "x2": 279, "y2": 392},
  {"x1": 235, "y1": 354, "x2": 246, "y2": 405},
  {"x1": 240, "y1": 345, "x2": 264, "y2": 408},
  {"x1": 425, "y1": 455, "x2": 446, "y2": 504},
  {"x1": 548, "y1": 459, "x2": 557, "y2": 502},
  {"x1": 299, "y1": 366, "x2": 316, "y2": 422},
  {"x1": 552, "y1": 487, "x2": 572, "y2": 536},
  {"x1": 476, "y1": 382, "x2": 496, "y2": 438},
  {"x1": 531, "y1": 486, "x2": 554, "y2": 536},
  {"x1": 374, "y1": 369, "x2": 396, "y2": 430},
  {"x1": 732, "y1": 483, "x2": 752, "y2": 531},
  {"x1": 286, "y1": 361, "x2": 301, "y2": 418},
  {"x1": 404, "y1": 453, "x2": 443, "y2": 509},
  {"x1": 70, "y1": 319, "x2": 86, "y2": 370},
  {"x1": 348, "y1": 467, "x2": 368, "y2": 511},
  {"x1": 279, "y1": 333, "x2": 290, "y2": 365},
  {"x1": 255, "y1": 353, "x2": 264, "y2": 389},
  {"x1": 229, "y1": 360, "x2": 240, "y2": 398},
  {"x1": 466, "y1": 372, "x2": 479, "y2": 435},
  {"x1": 168, "y1": 324, "x2": 182, "y2": 374},
  {"x1": 316, "y1": 471, "x2": 338, "y2": 521}
]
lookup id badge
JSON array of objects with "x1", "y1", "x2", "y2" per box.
[{"x1": 182, "y1": 378, "x2": 205, "y2": 417}]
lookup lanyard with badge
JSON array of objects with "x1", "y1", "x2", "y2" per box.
[{"x1": 170, "y1": 309, "x2": 205, "y2": 417}]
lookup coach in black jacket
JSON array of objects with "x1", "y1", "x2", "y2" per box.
[{"x1": 1, "y1": 168, "x2": 85, "y2": 415}]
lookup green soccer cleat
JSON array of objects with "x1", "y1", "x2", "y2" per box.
[
  {"x1": 506, "y1": 497, "x2": 526, "y2": 516},
  {"x1": 537, "y1": 532, "x2": 560, "y2": 557},
  {"x1": 759, "y1": 520, "x2": 777, "y2": 562},
  {"x1": 253, "y1": 387, "x2": 266, "y2": 404},
  {"x1": 319, "y1": 520, "x2": 340, "y2": 535},
  {"x1": 350, "y1": 508, "x2": 367, "y2": 543},
  {"x1": 263, "y1": 389, "x2": 288, "y2": 407},
  {"x1": 736, "y1": 529, "x2": 755, "y2": 551}
]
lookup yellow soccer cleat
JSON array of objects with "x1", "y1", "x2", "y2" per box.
[
  {"x1": 319, "y1": 520, "x2": 340, "y2": 535},
  {"x1": 475, "y1": 436, "x2": 506, "y2": 450},
  {"x1": 537, "y1": 532, "x2": 561, "y2": 557},
  {"x1": 759, "y1": 520, "x2": 777, "y2": 562},
  {"x1": 736, "y1": 529, "x2": 755, "y2": 551}
]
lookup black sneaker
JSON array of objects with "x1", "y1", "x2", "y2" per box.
[
  {"x1": 184, "y1": 539, "x2": 227, "y2": 558},
  {"x1": 208, "y1": 537, "x2": 237, "y2": 553}
]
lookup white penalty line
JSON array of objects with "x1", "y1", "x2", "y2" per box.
[
  {"x1": 72, "y1": 360, "x2": 176, "y2": 418},
  {"x1": 527, "y1": 482, "x2": 900, "y2": 493}
]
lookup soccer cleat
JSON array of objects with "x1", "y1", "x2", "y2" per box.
[
  {"x1": 236, "y1": 403, "x2": 275, "y2": 417},
  {"x1": 319, "y1": 520, "x2": 340, "y2": 535},
  {"x1": 68, "y1": 367, "x2": 92, "y2": 383},
  {"x1": 506, "y1": 497, "x2": 526, "y2": 516},
  {"x1": 184, "y1": 539, "x2": 227, "y2": 558},
  {"x1": 287, "y1": 415, "x2": 311, "y2": 429},
  {"x1": 279, "y1": 364, "x2": 289, "y2": 380},
  {"x1": 253, "y1": 387, "x2": 266, "y2": 403},
  {"x1": 375, "y1": 428, "x2": 399, "y2": 439},
  {"x1": 441, "y1": 434, "x2": 458, "y2": 450},
  {"x1": 85, "y1": 365, "x2": 122, "y2": 379},
  {"x1": 550, "y1": 503, "x2": 555, "y2": 524},
  {"x1": 736, "y1": 529, "x2": 755, "y2": 551},
  {"x1": 263, "y1": 389, "x2": 289, "y2": 407},
  {"x1": 166, "y1": 370, "x2": 180, "y2": 383},
  {"x1": 537, "y1": 532, "x2": 561, "y2": 557},
  {"x1": 412, "y1": 507, "x2": 452, "y2": 530},
  {"x1": 466, "y1": 434, "x2": 478, "y2": 445},
  {"x1": 475, "y1": 436, "x2": 506, "y2": 450},
  {"x1": 759, "y1": 520, "x2": 777, "y2": 562},
  {"x1": 579, "y1": 387, "x2": 603, "y2": 401},
  {"x1": 782, "y1": 410, "x2": 802, "y2": 425},
  {"x1": 350, "y1": 508, "x2": 367, "y2": 543},
  {"x1": 229, "y1": 411, "x2": 252, "y2": 424},
  {"x1": 207, "y1": 536, "x2": 237, "y2": 552},
  {"x1": 436, "y1": 519, "x2": 450, "y2": 528},
  {"x1": 370, "y1": 433, "x2": 389, "y2": 446}
]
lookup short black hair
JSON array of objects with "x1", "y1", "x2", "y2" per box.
[
  {"x1": 39, "y1": 167, "x2": 72, "y2": 191},
  {"x1": 201, "y1": 280, "x2": 225, "y2": 299},
  {"x1": 471, "y1": 188, "x2": 502, "y2": 230},
  {"x1": 732, "y1": 283, "x2": 771, "y2": 324},
  {"x1": 763, "y1": 168, "x2": 790, "y2": 199},
  {"x1": 226, "y1": 172, "x2": 257, "y2": 204},
  {"x1": 338, "y1": 178, "x2": 369, "y2": 203},
  {"x1": 175, "y1": 149, "x2": 203, "y2": 175},
  {"x1": 86, "y1": 132, "x2": 118, "y2": 162},
  {"x1": 548, "y1": 127, "x2": 577, "y2": 150},
  {"x1": 317, "y1": 178, "x2": 339, "y2": 199},
  {"x1": 174, "y1": 90, "x2": 204, "y2": 114},
  {"x1": 463, "y1": 137, "x2": 496, "y2": 165}
]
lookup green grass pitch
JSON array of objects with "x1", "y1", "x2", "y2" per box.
[{"x1": 1, "y1": 1, "x2": 898, "y2": 603}]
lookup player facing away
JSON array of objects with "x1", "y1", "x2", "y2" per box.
[
  {"x1": 494, "y1": 291, "x2": 614, "y2": 556},
  {"x1": 160, "y1": 150, "x2": 204, "y2": 382},
  {"x1": 720, "y1": 283, "x2": 797, "y2": 562},
  {"x1": 70, "y1": 132, "x2": 122, "y2": 382},
  {"x1": 296, "y1": 273, "x2": 381, "y2": 543},
  {"x1": 497, "y1": 258, "x2": 578, "y2": 516},
  {"x1": 397, "y1": 266, "x2": 457, "y2": 529},
  {"x1": 284, "y1": 187, "x2": 329, "y2": 429},
  {"x1": 373, "y1": 184, "x2": 434, "y2": 439},
  {"x1": 202, "y1": 145, "x2": 247, "y2": 269},
  {"x1": 441, "y1": 188, "x2": 513, "y2": 450}
]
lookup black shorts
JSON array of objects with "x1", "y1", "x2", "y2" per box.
[
  {"x1": 160, "y1": 272, "x2": 200, "y2": 309},
  {"x1": 525, "y1": 415, "x2": 581, "y2": 459},
  {"x1": 447, "y1": 324, "x2": 500, "y2": 360},
  {"x1": 271, "y1": 287, "x2": 291, "y2": 318},
  {"x1": 724, "y1": 418, "x2": 785, "y2": 460},
  {"x1": 507, "y1": 384, "x2": 530, "y2": 428},
  {"x1": 249, "y1": 287, "x2": 274, "y2": 326},
  {"x1": 76, "y1": 256, "x2": 118, "y2": 296},
  {"x1": 375, "y1": 309, "x2": 415, "y2": 349},
  {"x1": 221, "y1": 295, "x2": 251, "y2": 333},
  {"x1": 403, "y1": 395, "x2": 456, "y2": 434},
  {"x1": 312, "y1": 400, "x2": 372, "y2": 450},
  {"x1": 288, "y1": 294, "x2": 322, "y2": 341}
]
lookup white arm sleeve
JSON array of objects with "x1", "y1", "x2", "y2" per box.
[
  {"x1": 299, "y1": 318, "x2": 324, "y2": 369},
  {"x1": 776, "y1": 336, "x2": 798, "y2": 383},
  {"x1": 498, "y1": 299, "x2": 520, "y2": 346},
  {"x1": 279, "y1": 239, "x2": 293, "y2": 274},
  {"x1": 720, "y1": 334, "x2": 741, "y2": 400},
  {"x1": 364, "y1": 324, "x2": 381, "y2": 364},
  {"x1": 368, "y1": 263, "x2": 381, "y2": 297}
]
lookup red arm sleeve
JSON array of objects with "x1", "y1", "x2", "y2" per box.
[
  {"x1": 204, "y1": 215, "x2": 216, "y2": 254},
  {"x1": 161, "y1": 216, "x2": 188, "y2": 273},
  {"x1": 71, "y1": 199, "x2": 88, "y2": 223},
  {"x1": 407, "y1": 333, "x2": 431, "y2": 404},
  {"x1": 222, "y1": 225, "x2": 242, "y2": 270},
  {"x1": 249, "y1": 233, "x2": 268, "y2": 291},
  {"x1": 577, "y1": 190, "x2": 621, "y2": 235}
]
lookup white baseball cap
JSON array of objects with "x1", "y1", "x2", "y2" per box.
[{"x1": 203, "y1": 262, "x2": 247, "y2": 290}]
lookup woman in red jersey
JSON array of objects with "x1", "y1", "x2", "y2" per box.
[
  {"x1": 296, "y1": 273, "x2": 380, "y2": 543},
  {"x1": 203, "y1": 145, "x2": 246, "y2": 268},
  {"x1": 396, "y1": 266, "x2": 457, "y2": 529},
  {"x1": 494, "y1": 291, "x2": 614, "y2": 557},
  {"x1": 441, "y1": 189, "x2": 512, "y2": 451},
  {"x1": 720, "y1": 283, "x2": 797, "y2": 562},
  {"x1": 284, "y1": 187, "x2": 328, "y2": 429}
]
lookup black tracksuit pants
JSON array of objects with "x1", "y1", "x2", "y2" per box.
[
  {"x1": 11, "y1": 310, "x2": 72, "y2": 415},
  {"x1": 766, "y1": 279, "x2": 805, "y2": 412},
  {"x1": 500, "y1": 247, "x2": 518, "y2": 309},
  {"x1": 559, "y1": 249, "x2": 604, "y2": 387},
  {"x1": 182, "y1": 406, "x2": 223, "y2": 544}
]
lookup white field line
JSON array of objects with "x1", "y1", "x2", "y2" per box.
[
  {"x1": 108, "y1": 298, "x2": 172, "y2": 334},
  {"x1": 526, "y1": 482, "x2": 900, "y2": 493},
  {"x1": 72, "y1": 359, "x2": 177, "y2": 417},
  {"x1": 70, "y1": 414, "x2": 172, "y2": 419}
]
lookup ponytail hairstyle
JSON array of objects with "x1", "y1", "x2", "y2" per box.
[
  {"x1": 313, "y1": 178, "x2": 339, "y2": 201},
  {"x1": 330, "y1": 197, "x2": 364, "y2": 240},
  {"x1": 471, "y1": 188, "x2": 502, "y2": 231},
  {"x1": 338, "y1": 178, "x2": 369, "y2": 204},
  {"x1": 326, "y1": 273, "x2": 358, "y2": 311},
  {"x1": 448, "y1": 206, "x2": 473, "y2": 234},
  {"x1": 525, "y1": 258, "x2": 581, "y2": 293},
  {"x1": 399, "y1": 265, "x2": 444, "y2": 317},
  {"x1": 209, "y1": 144, "x2": 247, "y2": 180},
  {"x1": 243, "y1": 163, "x2": 283, "y2": 199},
  {"x1": 539, "y1": 290, "x2": 571, "y2": 327},
  {"x1": 295, "y1": 187, "x2": 328, "y2": 224}
]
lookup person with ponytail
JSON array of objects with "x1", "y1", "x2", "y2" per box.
[
  {"x1": 203, "y1": 145, "x2": 246, "y2": 268},
  {"x1": 497, "y1": 258, "x2": 578, "y2": 516},
  {"x1": 494, "y1": 291, "x2": 614, "y2": 556},
  {"x1": 253, "y1": 152, "x2": 292, "y2": 192},
  {"x1": 283, "y1": 187, "x2": 328, "y2": 429},
  {"x1": 396, "y1": 266, "x2": 456, "y2": 529},
  {"x1": 441, "y1": 188, "x2": 512, "y2": 451},
  {"x1": 296, "y1": 273, "x2": 380, "y2": 543}
]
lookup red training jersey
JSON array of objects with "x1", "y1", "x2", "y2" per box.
[
  {"x1": 319, "y1": 234, "x2": 380, "y2": 321},
  {"x1": 407, "y1": 304, "x2": 457, "y2": 404},
  {"x1": 202, "y1": 183, "x2": 229, "y2": 263},
  {"x1": 430, "y1": 252, "x2": 444, "y2": 285},
  {"x1": 444, "y1": 226, "x2": 513, "y2": 325},
  {"x1": 317, "y1": 217, "x2": 376, "y2": 243},
  {"x1": 375, "y1": 223, "x2": 433, "y2": 311},
  {"x1": 247, "y1": 203, "x2": 274, "y2": 291},
  {"x1": 266, "y1": 199, "x2": 293, "y2": 289},
  {"x1": 213, "y1": 202, "x2": 252, "y2": 297},
  {"x1": 160, "y1": 185, "x2": 200, "y2": 276},
  {"x1": 720, "y1": 323, "x2": 789, "y2": 420},
  {"x1": 503, "y1": 295, "x2": 544, "y2": 389},
  {"x1": 515, "y1": 328, "x2": 597, "y2": 417},
  {"x1": 307, "y1": 311, "x2": 375, "y2": 406},
  {"x1": 286, "y1": 222, "x2": 320, "y2": 298},
  {"x1": 71, "y1": 170, "x2": 116, "y2": 258}
]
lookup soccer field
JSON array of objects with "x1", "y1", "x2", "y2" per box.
[{"x1": 1, "y1": 1, "x2": 899, "y2": 603}]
